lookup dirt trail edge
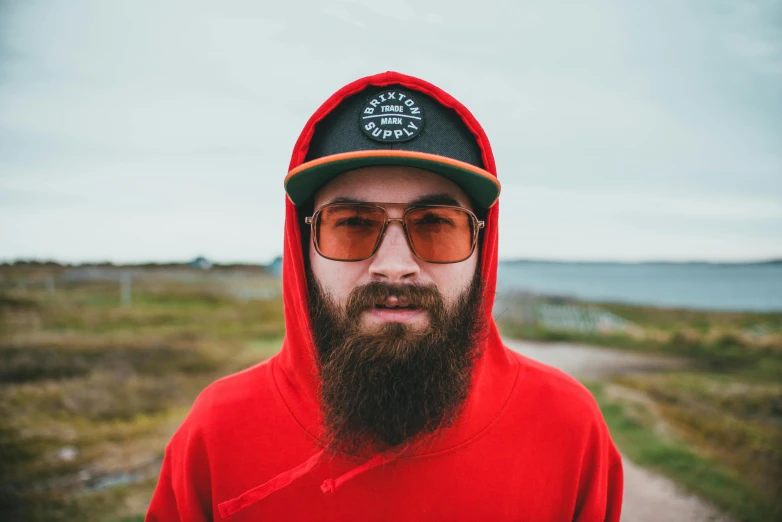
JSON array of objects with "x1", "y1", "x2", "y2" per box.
[{"x1": 504, "y1": 338, "x2": 731, "y2": 522}]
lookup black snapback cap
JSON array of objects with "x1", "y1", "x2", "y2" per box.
[{"x1": 285, "y1": 75, "x2": 501, "y2": 208}]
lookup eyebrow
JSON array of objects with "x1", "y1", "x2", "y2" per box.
[
  {"x1": 325, "y1": 193, "x2": 463, "y2": 207},
  {"x1": 411, "y1": 193, "x2": 462, "y2": 206},
  {"x1": 327, "y1": 196, "x2": 366, "y2": 205}
]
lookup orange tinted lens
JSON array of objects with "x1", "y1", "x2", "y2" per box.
[
  {"x1": 316, "y1": 205, "x2": 385, "y2": 260},
  {"x1": 406, "y1": 207, "x2": 474, "y2": 262}
]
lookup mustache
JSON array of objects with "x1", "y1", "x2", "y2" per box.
[{"x1": 344, "y1": 281, "x2": 443, "y2": 318}]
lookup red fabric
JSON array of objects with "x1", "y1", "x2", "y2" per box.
[{"x1": 146, "y1": 71, "x2": 623, "y2": 521}]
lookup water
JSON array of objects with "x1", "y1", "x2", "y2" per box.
[{"x1": 496, "y1": 261, "x2": 782, "y2": 312}]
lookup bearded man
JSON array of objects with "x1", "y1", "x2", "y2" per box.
[{"x1": 147, "y1": 71, "x2": 623, "y2": 521}]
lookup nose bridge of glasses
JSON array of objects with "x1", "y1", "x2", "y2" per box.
[
  {"x1": 380, "y1": 216, "x2": 413, "y2": 251},
  {"x1": 378, "y1": 216, "x2": 408, "y2": 246},
  {"x1": 368, "y1": 212, "x2": 419, "y2": 277}
]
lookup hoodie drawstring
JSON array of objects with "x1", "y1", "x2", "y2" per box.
[
  {"x1": 218, "y1": 447, "x2": 405, "y2": 518},
  {"x1": 218, "y1": 450, "x2": 325, "y2": 518},
  {"x1": 319, "y1": 450, "x2": 400, "y2": 494}
]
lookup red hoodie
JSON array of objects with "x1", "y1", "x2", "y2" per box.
[{"x1": 146, "y1": 72, "x2": 623, "y2": 521}]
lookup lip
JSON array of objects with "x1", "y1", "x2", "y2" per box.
[{"x1": 366, "y1": 307, "x2": 424, "y2": 323}]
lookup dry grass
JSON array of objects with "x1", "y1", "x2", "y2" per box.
[
  {"x1": 0, "y1": 266, "x2": 284, "y2": 521},
  {"x1": 499, "y1": 296, "x2": 782, "y2": 520},
  {"x1": 614, "y1": 373, "x2": 782, "y2": 505},
  {"x1": 588, "y1": 381, "x2": 781, "y2": 522}
]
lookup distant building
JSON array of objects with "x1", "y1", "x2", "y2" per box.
[
  {"x1": 189, "y1": 257, "x2": 212, "y2": 270},
  {"x1": 267, "y1": 256, "x2": 283, "y2": 277}
]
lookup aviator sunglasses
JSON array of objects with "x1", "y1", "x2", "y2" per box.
[{"x1": 305, "y1": 203, "x2": 485, "y2": 264}]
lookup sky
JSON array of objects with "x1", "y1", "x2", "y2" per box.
[{"x1": 1, "y1": 0, "x2": 781, "y2": 264}]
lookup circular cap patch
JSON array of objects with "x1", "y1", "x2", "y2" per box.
[{"x1": 359, "y1": 90, "x2": 425, "y2": 143}]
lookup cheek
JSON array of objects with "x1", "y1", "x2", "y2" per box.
[
  {"x1": 309, "y1": 248, "x2": 370, "y2": 306},
  {"x1": 429, "y1": 254, "x2": 478, "y2": 305}
]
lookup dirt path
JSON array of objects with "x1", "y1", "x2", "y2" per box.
[{"x1": 504, "y1": 339, "x2": 731, "y2": 522}]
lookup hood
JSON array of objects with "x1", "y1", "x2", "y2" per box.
[{"x1": 272, "y1": 71, "x2": 518, "y2": 456}]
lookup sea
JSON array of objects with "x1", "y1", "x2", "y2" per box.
[{"x1": 496, "y1": 261, "x2": 782, "y2": 312}]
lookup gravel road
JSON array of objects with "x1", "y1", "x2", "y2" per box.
[{"x1": 504, "y1": 338, "x2": 731, "y2": 522}]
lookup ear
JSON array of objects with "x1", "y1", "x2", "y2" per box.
[{"x1": 299, "y1": 196, "x2": 315, "y2": 270}]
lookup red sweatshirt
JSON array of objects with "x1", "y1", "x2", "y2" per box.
[{"x1": 146, "y1": 72, "x2": 623, "y2": 521}]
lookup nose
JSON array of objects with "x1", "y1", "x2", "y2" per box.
[{"x1": 368, "y1": 221, "x2": 420, "y2": 283}]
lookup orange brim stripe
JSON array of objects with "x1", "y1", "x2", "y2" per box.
[{"x1": 285, "y1": 150, "x2": 501, "y2": 191}]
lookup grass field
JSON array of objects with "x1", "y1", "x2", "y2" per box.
[
  {"x1": 0, "y1": 265, "x2": 284, "y2": 521},
  {"x1": 499, "y1": 297, "x2": 782, "y2": 522}
]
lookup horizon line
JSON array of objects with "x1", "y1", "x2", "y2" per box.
[{"x1": 2, "y1": 256, "x2": 780, "y2": 266}]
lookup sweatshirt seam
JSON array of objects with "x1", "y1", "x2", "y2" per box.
[
  {"x1": 408, "y1": 353, "x2": 524, "y2": 459},
  {"x1": 270, "y1": 356, "x2": 325, "y2": 446}
]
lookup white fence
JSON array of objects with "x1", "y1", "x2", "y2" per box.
[{"x1": 493, "y1": 292, "x2": 636, "y2": 334}]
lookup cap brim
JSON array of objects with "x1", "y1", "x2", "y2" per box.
[{"x1": 284, "y1": 150, "x2": 501, "y2": 209}]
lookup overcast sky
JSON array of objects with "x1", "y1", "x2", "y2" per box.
[{"x1": 1, "y1": 0, "x2": 780, "y2": 264}]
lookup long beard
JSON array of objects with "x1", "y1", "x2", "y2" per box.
[{"x1": 307, "y1": 271, "x2": 486, "y2": 455}]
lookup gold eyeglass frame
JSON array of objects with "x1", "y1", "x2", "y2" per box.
[{"x1": 304, "y1": 203, "x2": 485, "y2": 264}]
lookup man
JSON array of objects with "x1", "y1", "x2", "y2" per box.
[{"x1": 147, "y1": 71, "x2": 623, "y2": 521}]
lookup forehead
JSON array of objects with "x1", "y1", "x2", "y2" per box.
[{"x1": 312, "y1": 166, "x2": 474, "y2": 208}]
